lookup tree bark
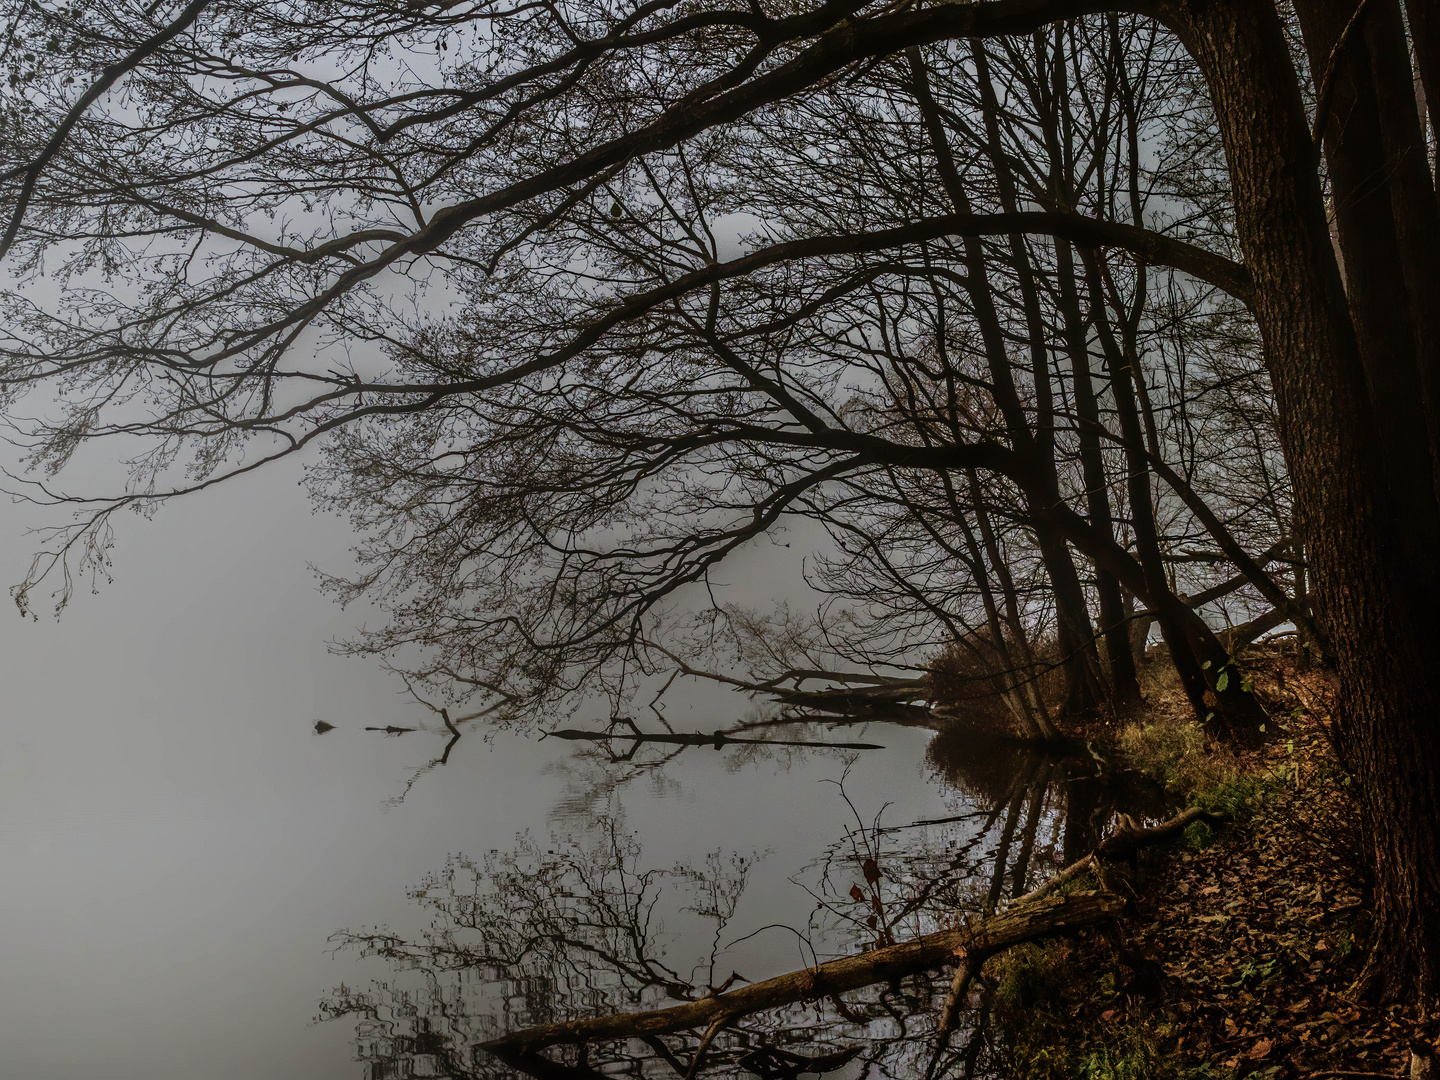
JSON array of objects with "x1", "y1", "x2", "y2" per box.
[
  {"x1": 1291, "y1": 0, "x2": 1440, "y2": 608},
  {"x1": 1162, "y1": 0, "x2": 1440, "y2": 999}
]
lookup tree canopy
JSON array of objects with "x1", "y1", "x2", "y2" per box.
[{"x1": 2, "y1": 0, "x2": 1438, "y2": 997}]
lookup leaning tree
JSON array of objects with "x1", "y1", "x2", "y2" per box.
[{"x1": 0, "y1": 0, "x2": 1437, "y2": 996}]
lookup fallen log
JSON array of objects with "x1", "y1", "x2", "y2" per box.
[
  {"x1": 484, "y1": 806, "x2": 1224, "y2": 1076},
  {"x1": 935, "y1": 804, "x2": 1228, "y2": 1046},
  {"x1": 479, "y1": 889, "x2": 1124, "y2": 1063},
  {"x1": 1017, "y1": 805, "x2": 1225, "y2": 904}
]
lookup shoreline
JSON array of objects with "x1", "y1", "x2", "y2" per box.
[{"x1": 967, "y1": 654, "x2": 1435, "y2": 1078}]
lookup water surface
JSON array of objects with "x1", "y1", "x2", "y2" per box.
[{"x1": 0, "y1": 471, "x2": 1134, "y2": 1079}]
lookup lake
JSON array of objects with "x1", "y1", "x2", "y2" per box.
[{"x1": 0, "y1": 468, "x2": 1129, "y2": 1079}]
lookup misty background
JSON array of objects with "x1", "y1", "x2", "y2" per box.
[{"x1": 0, "y1": 455, "x2": 951, "y2": 1079}]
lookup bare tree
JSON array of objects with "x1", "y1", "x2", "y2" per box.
[{"x1": 2, "y1": 0, "x2": 1438, "y2": 994}]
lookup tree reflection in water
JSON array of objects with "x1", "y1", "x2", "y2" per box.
[{"x1": 321, "y1": 730, "x2": 1152, "y2": 1079}]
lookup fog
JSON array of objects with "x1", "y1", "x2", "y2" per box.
[{"x1": 0, "y1": 461, "x2": 951, "y2": 1079}]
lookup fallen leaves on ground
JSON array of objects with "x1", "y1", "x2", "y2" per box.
[{"x1": 1109, "y1": 662, "x2": 1432, "y2": 1077}]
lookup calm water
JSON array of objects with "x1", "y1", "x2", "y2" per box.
[{"x1": 0, "y1": 468, "x2": 1131, "y2": 1079}]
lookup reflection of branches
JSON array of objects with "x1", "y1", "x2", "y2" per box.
[
  {"x1": 476, "y1": 892, "x2": 1124, "y2": 1080},
  {"x1": 324, "y1": 821, "x2": 771, "y2": 1077},
  {"x1": 325, "y1": 751, "x2": 1144, "y2": 1078},
  {"x1": 382, "y1": 729, "x2": 465, "y2": 810},
  {"x1": 323, "y1": 825, "x2": 945, "y2": 1077},
  {"x1": 543, "y1": 714, "x2": 893, "y2": 827},
  {"x1": 383, "y1": 674, "x2": 516, "y2": 807},
  {"x1": 329, "y1": 822, "x2": 733, "y2": 1008}
]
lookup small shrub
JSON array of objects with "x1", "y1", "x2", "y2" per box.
[
  {"x1": 1192, "y1": 774, "x2": 1270, "y2": 819},
  {"x1": 1117, "y1": 717, "x2": 1213, "y2": 794},
  {"x1": 990, "y1": 941, "x2": 1081, "y2": 1017},
  {"x1": 1183, "y1": 819, "x2": 1218, "y2": 849},
  {"x1": 927, "y1": 632, "x2": 1067, "y2": 731}
]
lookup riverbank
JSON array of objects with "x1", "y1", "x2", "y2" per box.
[{"x1": 978, "y1": 652, "x2": 1435, "y2": 1078}]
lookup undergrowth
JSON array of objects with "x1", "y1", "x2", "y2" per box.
[
  {"x1": 984, "y1": 941, "x2": 1229, "y2": 1080},
  {"x1": 982, "y1": 710, "x2": 1286, "y2": 1077},
  {"x1": 1117, "y1": 716, "x2": 1275, "y2": 823}
]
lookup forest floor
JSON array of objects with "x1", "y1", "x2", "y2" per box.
[{"x1": 984, "y1": 651, "x2": 1436, "y2": 1079}]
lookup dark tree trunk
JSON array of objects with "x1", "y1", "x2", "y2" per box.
[
  {"x1": 1164, "y1": 0, "x2": 1440, "y2": 999},
  {"x1": 1079, "y1": 248, "x2": 1266, "y2": 733},
  {"x1": 952, "y1": 474, "x2": 1059, "y2": 740},
  {"x1": 970, "y1": 39, "x2": 1107, "y2": 716},
  {"x1": 1405, "y1": 0, "x2": 1440, "y2": 199},
  {"x1": 969, "y1": 471, "x2": 1060, "y2": 735},
  {"x1": 1291, "y1": 0, "x2": 1440, "y2": 604},
  {"x1": 911, "y1": 46, "x2": 1105, "y2": 717},
  {"x1": 1079, "y1": 252, "x2": 1216, "y2": 722},
  {"x1": 1035, "y1": 528, "x2": 1106, "y2": 715},
  {"x1": 1053, "y1": 240, "x2": 1143, "y2": 706}
]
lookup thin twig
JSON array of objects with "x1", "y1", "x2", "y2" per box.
[{"x1": 0, "y1": 0, "x2": 216, "y2": 257}]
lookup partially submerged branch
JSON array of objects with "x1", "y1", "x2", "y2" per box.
[
  {"x1": 1018, "y1": 805, "x2": 1226, "y2": 905},
  {"x1": 479, "y1": 890, "x2": 1125, "y2": 1066},
  {"x1": 545, "y1": 718, "x2": 886, "y2": 755}
]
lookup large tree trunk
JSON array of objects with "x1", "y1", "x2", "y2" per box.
[
  {"x1": 1163, "y1": 0, "x2": 1440, "y2": 999},
  {"x1": 1035, "y1": 527, "x2": 1107, "y2": 714},
  {"x1": 1290, "y1": 0, "x2": 1440, "y2": 600},
  {"x1": 1404, "y1": 0, "x2": 1440, "y2": 201}
]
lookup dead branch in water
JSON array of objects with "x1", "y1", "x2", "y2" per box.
[
  {"x1": 545, "y1": 716, "x2": 886, "y2": 754},
  {"x1": 479, "y1": 890, "x2": 1124, "y2": 1070},
  {"x1": 480, "y1": 804, "x2": 1225, "y2": 1076},
  {"x1": 928, "y1": 804, "x2": 1228, "y2": 1054}
]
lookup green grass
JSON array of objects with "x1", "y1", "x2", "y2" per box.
[{"x1": 1117, "y1": 716, "x2": 1276, "y2": 821}]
